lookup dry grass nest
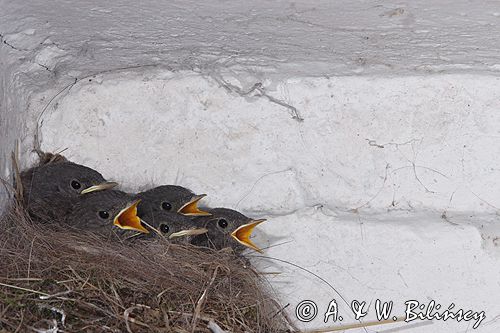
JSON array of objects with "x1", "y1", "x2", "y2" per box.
[{"x1": 0, "y1": 198, "x2": 293, "y2": 333}]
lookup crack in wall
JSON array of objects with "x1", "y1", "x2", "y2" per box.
[{"x1": 210, "y1": 74, "x2": 304, "y2": 122}]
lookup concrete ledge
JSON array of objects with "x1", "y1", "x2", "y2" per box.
[{"x1": 259, "y1": 210, "x2": 500, "y2": 332}]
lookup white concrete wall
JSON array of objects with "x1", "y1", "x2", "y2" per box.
[
  {"x1": 2, "y1": 1, "x2": 500, "y2": 332},
  {"x1": 35, "y1": 72, "x2": 500, "y2": 215}
]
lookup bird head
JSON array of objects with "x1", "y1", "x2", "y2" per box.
[
  {"x1": 67, "y1": 191, "x2": 149, "y2": 234},
  {"x1": 139, "y1": 210, "x2": 208, "y2": 241},
  {"x1": 195, "y1": 208, "x2": 266, "y2": 253},
  {"x1": 136, "y1": 185, "x2": 211, "y2": 217}
]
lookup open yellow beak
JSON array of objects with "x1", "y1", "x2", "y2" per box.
[
  {"x1": 230, "y1": 219, "x2": 266, "y2": 253},
  {"x1": 169, "y1": 227, "x2": 208, "y2": 239},
  {"x1": 177, "y1": 194, "x2": 211, "y2": 216},
  {"x1": 81, "y1": 181, "x2": 119, "y2": 195},
  {"x1": 113, "y1": 200, "x2": 149, "y2": 233}
]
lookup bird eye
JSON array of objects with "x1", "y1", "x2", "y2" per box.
[
  {"x1": 98, "y1": 211, "x2": 110, "y2": 219},
  {"x1": 71, "y1": 180, "x2": 82, "y2": 190},
  {"x1": 218, "y1": 219, "x2": 228, "y2": 228},
  {"x1": 159, "y1": 223, "x2": 170, "y2": 234},
  {"x1": 161, "y1": 202, "x2": 172, "y2": 211}
]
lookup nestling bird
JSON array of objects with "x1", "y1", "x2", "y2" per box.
[
  {"x1": 190, "y1": 208, "x2": 266, "y2": 254},
  {"x1": 136, "y1": 185, "x2": 211, "y2": 217},
  {"x1": 132, "y1": 209, "x2": 208, "y2": 242},
  {"x1": 20, "y1": 161, "x2": 118, "y2": 222},
  {"x1": 65, "y1": 190, "x2": 148, "y2": 235}
]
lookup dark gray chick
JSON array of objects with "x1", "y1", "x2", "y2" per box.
[
  {"x1": 20, "y1": 161, "x2": 117, "y2": 222},
  {"x1": 133, "y1": 209, "x2": 208, "y2": 243},
  {"x1": 136, "y1": 185, "x2": 211, "y2": 217},
  {"x1": 190, "y1": 208, "x2": 266, "y2": 255},
  {"x1": 64, "y1": 190, "x2": 148, "y2": 235}
]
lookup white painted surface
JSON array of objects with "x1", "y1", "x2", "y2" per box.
[
  {"x1": 1, "y1": 1, "x2": 500, "y2": 332},
  {"x1": 36, "y1": 72, "x2": 500, "y2": 214},
  {"x1": 258, "y1": 210, "x2": 500, "y2": 332}
]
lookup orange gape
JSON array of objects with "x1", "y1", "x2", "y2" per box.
[
  {"x1": 178, "y1": 195, "x2": 211, "y2": 216},
  {"x1": 231, "y1": 219, "x2": 266, "y2": 253},
  {"x1": 114, "y1": 200, "x2": 149, "y2": 233}
]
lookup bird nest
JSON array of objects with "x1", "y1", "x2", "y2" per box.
[{"x1": 0, "y1": 199, "x2": 292, "y2": 332}]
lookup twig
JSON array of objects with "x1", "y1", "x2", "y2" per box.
[
  {"x1": 39, "y1": 289, "x2": 74, "y2": 300},
  {"x1": 124, "y1": 304, "x2": 151, "y2": 333},
  {"x1": 249, "y1": 255, "x2": 368, "y2": 333},
  {"x1": 0, "y1": 277, "x2": 43, "y2": 282},
  {"x1": 27, "y1": 236, "x2": 36, "y2": 280},
  {"x1": 191, "y1": 266, "x2": 220, "y2": 332},
  {"x1": 0, "y1": 282, "x2": 49, "y2": 297},
  {"x1": 248, "y1": 256, "x2": 348, "y2": 312},
  {"x1": 166, "y1": 310, "x2": 213, "y2": 323},
  {"x1": 271, "y1": 303, "x2": 290, "y2": 319},
  {"x1": 208, "y1": 321, "x2": 227, "y2": 333},
  {"x1": 11, "y1": 145, "x2": 23, "y2": 202},
  {"x1": 160, "y1": 306, "x2": 171, "y2": 331},
  {"x1": 14, "y1": 309, "x2": 24, "y2": 333},
  {"x1": 0, "y1": 304, "x2": 11, "y2": 319}
]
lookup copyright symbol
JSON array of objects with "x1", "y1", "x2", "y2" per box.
[{"x1": 295, "y1": 300, "x2": 318, "y2": 322}]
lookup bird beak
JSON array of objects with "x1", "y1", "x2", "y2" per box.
[
  {"x1": 230, "y1": 219, "x2": 266, "y2": 253},
  {"x1": 177, "y1": 194, "x2": 212, "y2": 216},
  {"x1": 113, "y1": 200, "x2": 149, "y2": 233},
  {"x1": 81, "y1": 181, "x2": 118, "y2": 195},
  {"x1": 169, "y1": 227, "x2": 208, "y2": 239}
]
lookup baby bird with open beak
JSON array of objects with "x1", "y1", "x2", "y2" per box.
[
  {"x1": 65, "y1": 190, "x2": 148, "y2": 236},
  {"x1": 135, "y1": 185, "x2": 211, "y2": 217},
  {"x1": 190, "y1": 208, "x2": 266, "y2": 255},
  {"x1": 20, "y1": 160, "x2": 117, "y2": 222}
]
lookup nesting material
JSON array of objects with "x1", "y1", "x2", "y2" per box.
[{"x1": 0, "y1": 201, "x2": 291, "y2": 332}]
